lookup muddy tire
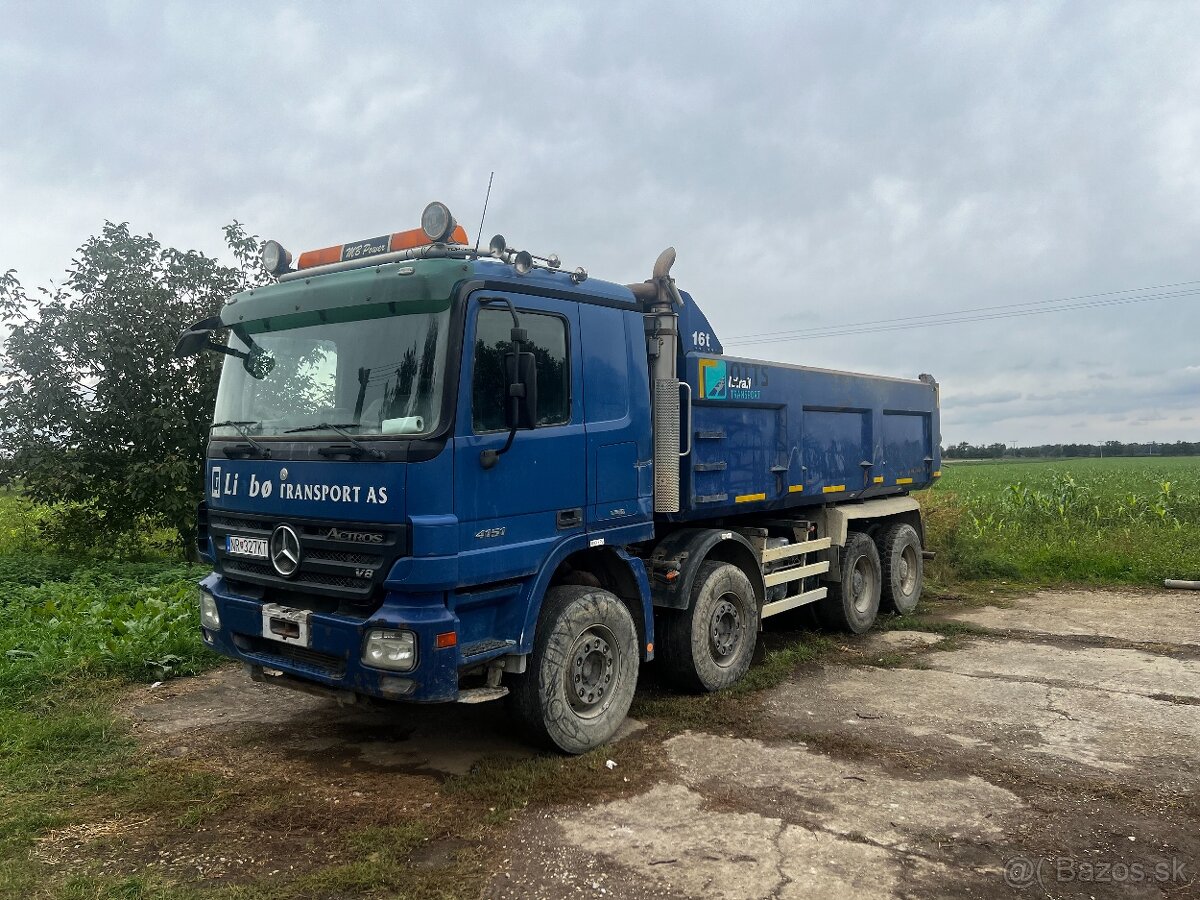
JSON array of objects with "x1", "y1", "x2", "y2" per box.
[
  {"x1": 660, "y1": 561, "x2": 759, "y2": 692},
  {"x1": 877, "y1": 523, "x2": 923, "y2": 614},
  {"x1": 509, "y1": 585, "x2": 639, "y2": 754},
  {"x1": 817, "y1": 531, "x2": 881, "y2": 633}
]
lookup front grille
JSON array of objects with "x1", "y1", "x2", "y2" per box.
[
  {"x1": 209, "y1": 512, "x2": 406, "y2": 605},
  {"x1": 234, "y1": 633, "x2": 348, "y2": 678},
  {"x1": 307, "y1": 548, "x2": 379, "y2": 565}
]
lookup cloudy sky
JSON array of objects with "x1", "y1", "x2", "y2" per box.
[{"x1": 3, "y1": 2, "x2": 1198, "y2": 446}]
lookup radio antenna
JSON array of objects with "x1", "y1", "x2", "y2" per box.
[{"x1": 474, "y1": 171, "x2": 495, "y2": 253}]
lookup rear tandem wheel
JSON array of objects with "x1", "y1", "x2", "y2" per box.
[{"x1": 816, "y1": 531, "x2": 881, "y2": 634}]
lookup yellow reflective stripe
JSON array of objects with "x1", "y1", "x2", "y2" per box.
[
  {"x1": 896, "y1": 477, "x2": 913, "y2": 485},
  {"x1": 735, "y1": 492, "x2": 766, "y2": 503},
  {"x1": 788, "y1": 485, "x2": 804, "y2": 493},
  {"x1": 873, "y1": 476, "x2": 884, "y2": 484},
  {"x1": 932, "y1": 470, "x2": 942, "y2": 477},
  {"x1": 822, "y1": 485, "x2": 845, "y2": 494}
]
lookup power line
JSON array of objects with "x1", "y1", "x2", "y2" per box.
[{"x1": 723, "y1": 283, "x2": 1200, "y2": 346}]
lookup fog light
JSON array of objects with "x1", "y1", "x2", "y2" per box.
[
  {"x1": 199, "y1": 591, "x2": 221, "y2": 631},
  {"x1": 362, "y1": 629, "x2": 417, "y2": 671}
]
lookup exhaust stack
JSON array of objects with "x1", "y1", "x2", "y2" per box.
[{"x1": 629, "y1": 248, "x2": 684, "y2": 513}]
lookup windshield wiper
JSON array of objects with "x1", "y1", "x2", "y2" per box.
[
  {"x1": 211, "y1": 420, "x2": 270, "y2": 458},
  {"x1": 284, "y1": 423, "x2": 385, "y2": 460}
]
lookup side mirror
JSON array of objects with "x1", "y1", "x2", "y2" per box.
[
  {"x1": 242, "y1": 346, "x2": 276, "y2": 379},
  {"x1": 173, "y1": 316, "x2": 223, "y2": 358},
  {"x1": 504, "y1": 351, "x2": 538, "y2": 429}
]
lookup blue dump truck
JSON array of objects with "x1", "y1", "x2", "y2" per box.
[{"x1": 175, "y1": 202, "x2": 941, "y2": 753}]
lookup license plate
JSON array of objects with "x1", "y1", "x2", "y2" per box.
[
  {"x1": 261, "y1": 603, "x2": 311, "y2": 647},
  {"x1": 226, "y1": 535, "x2": 268, "y2": 559}
]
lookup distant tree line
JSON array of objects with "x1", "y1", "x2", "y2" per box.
[{"x1": 943, "y1": 441, "x2": 1200, "y2": 459}]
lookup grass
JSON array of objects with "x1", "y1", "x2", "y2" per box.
[
  {"x1": 921, "y1": 456, "x2": 1200, "y2": 585},
  {"x1": 0, "y1": 504, "x2": 223, "y2": 898}
]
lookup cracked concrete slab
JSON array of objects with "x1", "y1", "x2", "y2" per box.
[
  {"x1": 479, "y1": 589, "x2": 1200, "y2": 898},
  {"x1": 664, "y1": 732, "x2": 1021, "y2": 852},
  {"x1": 947, "y1": 590, "x2": 1200, "y2": 646},
  {"x1": 555, "y1": 783, "x2": 911, "y2": 900},
  {"x1": 922, "y1": 639, "x2": 1200, "y2": 701},
  {"x1": 766, "y1": 664, "x2": 1200, "y2": 785}
]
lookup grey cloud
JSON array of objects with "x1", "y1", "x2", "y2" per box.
[{"x1": 2, "y1": 1, "x2": 1199, "y2": 446}]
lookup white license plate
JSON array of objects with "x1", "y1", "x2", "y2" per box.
[
  {"x1": 261, "y1": 603, "x2": 311, "y2": 647},
  {"x1": 226, "y1": 535, "x2": 268, "y2": 559}
]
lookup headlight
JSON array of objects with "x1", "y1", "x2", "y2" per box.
[
  {"x1": 199, "y1": 591, "x2": 221, "y2": 631},
  {"x1": 362, "y1": 629, "x2": 417, "y2": 671}
]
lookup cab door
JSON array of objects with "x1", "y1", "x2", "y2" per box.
[{"x1": 453, "y1": 291, "x2": 586, "y2": 586}]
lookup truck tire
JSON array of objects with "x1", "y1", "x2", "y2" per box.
[
  {"x1": 877, "y1": 523, "x2": 923, "y2": 614},
  {"x1": 509, "y1": 585, "x2": 639, "y2": 754},
  {"x1": 817, "y1": 531, "x2": 881, "y2": 634},
  {"x1": 660, "y1": 561, "x2": 759, "y2": 692}
]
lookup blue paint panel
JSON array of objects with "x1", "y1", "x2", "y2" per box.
[
  {"x1": 883, "y1": 412, "x2": 931, "y2": 482},
  {"x1": 596, "y1": 442, "x2": 638, "y2": 505},
  {"x1": 580, "y1": 305, "x2": 655, "y2": 533},
  {"x1": 803, "y1": 408, "x2": 869, "y2": 490}
]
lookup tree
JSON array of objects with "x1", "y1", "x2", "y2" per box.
[{"x1": 0, "y1": 221, "x2": 267, "y2": 559}]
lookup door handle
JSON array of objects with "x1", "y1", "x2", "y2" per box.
[{"x1": 557, "y1": 508, "x2": 583, "y2": 530}]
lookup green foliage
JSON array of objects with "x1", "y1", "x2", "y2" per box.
[
  {"x1": 0, "y1": 223, "x2": 267, "y2": 558},
  {"x1": 0, "y1": 556, "x2": 214, "y2": 701},
  {"x1": 922, "y1": 457, "x2": 1200, "y2": 583}
]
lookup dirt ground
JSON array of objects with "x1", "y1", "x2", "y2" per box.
[{"x1": 110, "y1": 588, "x2": 1199, "y2": 898}]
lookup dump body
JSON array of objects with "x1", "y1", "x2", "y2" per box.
[{"x1": 679, "y1": 353, "x2": 940, "y2": 519}]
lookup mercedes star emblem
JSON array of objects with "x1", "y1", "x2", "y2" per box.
[{"x1": 270, "y1": 524, "x2": 302, "y2": 577}]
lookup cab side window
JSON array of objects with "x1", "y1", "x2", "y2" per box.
[{"x1": 472, "y1": 308, "x2": 569, "y2": 432}]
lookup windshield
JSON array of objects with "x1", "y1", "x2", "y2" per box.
[{"x1": 212, "y1": 304, "x2": 451, "y2": 438}]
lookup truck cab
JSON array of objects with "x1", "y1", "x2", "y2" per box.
[{"x1": 178, "y1": 203, "x2": 940, "y2": 753}]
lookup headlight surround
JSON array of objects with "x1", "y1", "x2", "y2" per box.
[
  {"x1": 362, "y1": 629, "x2": 417, "y2": 671},
  {"x1": 199, "y1": 590, "x2": 221, "y2": 631}
]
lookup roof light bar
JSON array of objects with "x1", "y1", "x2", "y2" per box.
[{"x1": 296, "y1": 201, "x2": 469, "y2": 272}]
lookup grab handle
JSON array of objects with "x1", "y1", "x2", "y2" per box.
[{"x1": 679, "y1": 382, "x2": 693, "y2": 458}]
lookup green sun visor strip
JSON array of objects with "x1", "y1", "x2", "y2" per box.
[{"x1": 219, "y1": 258, "x2": 465, "y2": 334}]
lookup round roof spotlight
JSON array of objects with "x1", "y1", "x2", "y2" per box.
[
  {"x1": 547, "y1": 254, "x2": 561, "y2": 269},
  {"x1": 571, "y1": 267, "x2": 588, "y2": 284},
  {"x1": 421, "y1": 201, "x2": 456, "y2": 243},
  {"x1": 513, "y1": 250, "x2": 534, "y2": 275},
  {"x1": 488, "y1": 234, "x2": 507, "y2": 258},
  {"x1": 262, "y1": 240, "x2": 293, "y2": 276}
]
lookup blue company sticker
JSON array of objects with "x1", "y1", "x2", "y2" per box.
[{"x1": 698, "y1": 358, "x2": 767, "y2": 401}]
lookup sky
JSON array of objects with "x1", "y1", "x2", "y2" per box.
[{"x1": 2, "y1": 1, "x2": 1198, "y2": 447}]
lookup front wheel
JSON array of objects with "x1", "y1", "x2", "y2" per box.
[
  {"x1": 510, "y1": 585, "x2": 639, "y2": 754},
  {"x1": 660, "y1": 561, "x2": 759, "y2": 692}
]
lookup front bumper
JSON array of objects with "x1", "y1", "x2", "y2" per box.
[{"x1": 199, "y1": 573, "x2": 460, "y2": 702}]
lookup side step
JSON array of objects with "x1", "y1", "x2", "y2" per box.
[{"x1": 457, "y1": 686, "x2": 510, "y2": 704}]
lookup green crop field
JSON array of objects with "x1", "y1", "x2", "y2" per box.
[{"x1": 921, "y1": 456, "x2": 1200, "y2": 585}]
